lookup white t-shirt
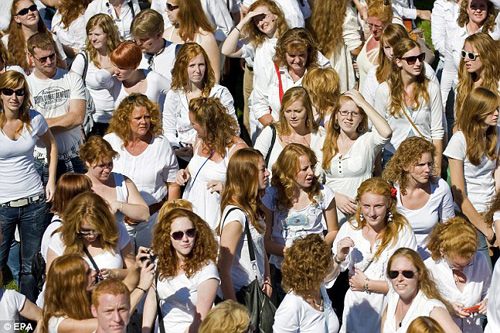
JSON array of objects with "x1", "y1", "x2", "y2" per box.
[
  {"x1": 162, "y1": 84, "x2": 238, "y2": 146},
  {"x1": 262, "y1": 185, "x2": 335, "y2": 268},
  {"x1": 219, "y1": 206, "x2": 266, "y2": 291},
  {"x1": 485, "y1": 258, "x2": 500, "y2": 333},
  {"x1": 51, "y1": 13, "x2": 86, "y2": 51},
  {"x1": 374, "y1": 80, "x2": 444, "y2": 154},
  {"x1": 138, "y1": 39, "x2": 179, "y2": 82},
  {"x1": 104, "y1": 133, "x2": 179, "y2": 205},
  {"x1": 0, "y1": 110, "x2": 47, "y2": 203},
  {"x1": 425, "y1": 252, "x2": 491, "y2": 333},
  {"x1": 444, "y1": 130, "x2": 500, "y2": 213},
  {"x1": 48, "y1": 223, "x2": 131, "y2": 270},
  {"x1": 273, "y1": 285, "x2": 339, "y2": 333},
  {"x1": 156, "y1": 262, "x2": 219, "y2": 332},
  {"x1": 41, "y1": 215, "x2": 63, "y2": 261},
  {"x1": 0, "y1": 289, "x2": 26, "y2": 324},
  {"x1": 27, "y1": 68, "x2": 86, "y2": 155},
  {"x1": 395, "y1": 177, "x2": 455, "y2": 259}
]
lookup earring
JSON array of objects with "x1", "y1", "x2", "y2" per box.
[
  {"x1": 387, "y1": 212, "x2": 393, "y2": 223},
  {"x1": 359, "y1": 213, "x2": 364, "y2": 222},
  {"x1": 333, "y1": 122, "x2": 340, "y2": 130},
  {"x1": 357, "y1": 124, "x2": 365, "y2": 133}
]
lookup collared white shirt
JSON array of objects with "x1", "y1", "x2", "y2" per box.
[{"x1": 84, "y1": 0, "x2": 141, "y2": 40}]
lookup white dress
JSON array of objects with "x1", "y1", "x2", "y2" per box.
[
  {"x1": 425, "y1": 252, "x2": 491, "y2": 333},
  {"x1": 332, "y1": 220, "x2": 417, "y2": 333},
  {"x1": 315, "y1": 130, "x2": 388, "y2": 226},
  {"x1": 182, "y1": 142, "x2": 237, "y2": 231},
  {"x1": 395, "y1": 178, "x2": 455, "y2": 259},
  {"x1": 382, "y1": 290, "x2": 446, "y2": 333}
]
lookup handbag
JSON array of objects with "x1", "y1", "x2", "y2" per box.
[{"x1": 222, "y1": 208, "x2": 276, "y2": 333}]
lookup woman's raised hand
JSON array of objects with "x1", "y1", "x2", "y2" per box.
[
  {"x1": 176, "y1": 169, "x2": 191, "y2": 186},
  {"x1": 336, "y1": 237, "x2": 354, "y2": 261}
]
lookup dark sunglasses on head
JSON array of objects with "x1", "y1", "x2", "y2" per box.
[
  {"x1": 400, "y1": 53, "x2": 425, "y2": 65},
  {"x1": 461, "y1": 50, "x2": 480, "y2": 61},
  {"x1": 388, "y1": 270, "x2": 416, "y2": 279},
  {"x1": 1, "y1": 88, "x2": 26, "y2": 96},
  {"x1": 166, "y1": 3, "x2": 179, "y2": 11},
  {"x1": 171, "y1": 228, "x2": 196, "y2": 241},
  {"x1": 17, "y1": 4, "x2": 37, "y2": 16}
]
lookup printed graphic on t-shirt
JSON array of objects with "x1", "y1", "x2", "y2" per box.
[{"x1": 33, "y1": 87, "x2": 70, "y2": 109}]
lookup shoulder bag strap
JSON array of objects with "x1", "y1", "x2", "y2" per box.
[
  {"x1": 265, "y1": 124, "x2": 276, "y2": 167},
  {"x1": 155, "y1": 270, "x2": 166, "y2": 333},
  {"x1": 243, "y1": 215, "x2": 258, "y2": 279},
  {"x1": 82, "y1": 244, "x2": 100, "y2": 272},
  {"x1": 220, "y1": 207, "x2": 239, "y2": 232},
  {"x1": 401, "y1": 107, "x2": 424, "y2": 138}
]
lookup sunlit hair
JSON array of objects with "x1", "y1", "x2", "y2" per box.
[
  {"x1": 152, "y1": 208, "x2": 218, "y2": 279},
  {"x1": 302, "y1": 67, "x2": 340, "y2": 122},
  {"x1": 157, "y1": 199, "x2": 193, "y2": 221},
  {"x1": 131, "y1": 9, "x2": 164, "y2": 39},
  {"x1": 456, "y1": 87, "x2": 499, "y2": 165},
  {"x1": 274, "y1": 28, "x2": 318, "y2": 69},
  {"x1": 0, "y1": 70, "x2": 32, "y2": 133},
  {"x1": 382, "y1": 137, "x2": 436, "y2": 195},
  {"x1": 456, "y1": 33, "x2": 500, "y2": 116},
  {"x1": 59, "y1": 192, "x2": 119, "y2": 255},
  {"x1": 0, "y1": 40, "x2": 12, "y2": 66},
  {"x1": 388, "y1": 38, "x2": 429, "y2": 117},
  {"x1": 85, "y1": 14, "x2": 121, "y2": 68},
  {"x1": 188, "y1": 97, "x2": 239, "y2": 157},
  {"x1": 276, "y1": 87, "x2": 317, "y2": 136},
  {"x1": 171, "y1": 43, "x2": 216, "y2": 96},
  {"x1": 79, "y1": 135, "x2": 118, "y2": 168},
  {"x1": 51, "y1": 173, "x2": 92, "y2": 215},
  {"x1": 198, "y1": 300, "x2": 250, "y2": 333},
  {"x1": 25, "y1": 32, "x2": 65, "y2": 69},
  {"x1": 56, "y1": 0, "x2": 92, "y2": 30},
  {"x1": 91, "y1": 278, "x2": 130, "y2": 309},
  {"x1": 110, "y1": 40, "x2": 142, "y2": 69},
  {"x1": 41, "y1": 254, "x2": 92, "y2": 332},
  {"x1": 8, "y1": 0, "x2": 49, "y2": 71},
  {"x1": 281, "y1": 234, "x2": 333, "y2": 298},
  {"x1": 243, "y1": 0, "x2": 288, "y2": 48},
  {"x1": 322, "y1": 95, "x2": 368, "y2": 169},
  {"x1": 219, "y1": 148, "x2": 266, "y2": 235},
  {"x1": 271, "y1": 143, "x2": 321, "y2": 210},
  {"x1": 376, "y1": 24, "x2": 410, "y2": 83},
  {"x1": 352, "y1": 177, "x2": 409, "y2": 260},
  {"x1": 175, "y1": 0, "x2": 215, "y2": 41},
  {"x1": 427, "y1": 217, "x2": 478, "y2": 261},
  {"x1": 309, "y1": 0, "x2": 346, "y2": 57},
  {"x1": 486, "y1": 192, "x2": 500, "y2": 227},
  {"x1": 457, "y1": 0, "x2": 498, "y2": 33},
  {"x1": 367, "y1": 0, "x2": 394, "y2": 24},
  {"x1": 107, "y1": 93, "x2": 162, "y2": 146},
  {"x1": 407, "y1": 316, "x2": 445, "y2": 333},
  {"x1": 387, "y1": 248, "x2": 452, "y2": 312}
]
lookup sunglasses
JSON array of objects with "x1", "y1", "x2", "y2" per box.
[
  {"x1": 1, "y1": 88, "x2": 25, "y2": 96},
  {"x1": 32, "y1": 53, "x2": 56, "y2": 63},
  {"x1": 166, "y1": 3, "x2": 179, "y2": 11},
  {"x1": 388, "y1": 270, "x2": 416, "y2": 279},
  {"x1": 171, "y1": 228, "x2": 196, "y2": 241},
  {"x1": 461, "y1": 50, "x2": 480, "y2": 61},
  {"x1": 16, "y1": 4, "x2": 37, "y2": 16},
  {"x1": 78, "y1": 229, "x2": 100, "y2": 236},
  {"x1": 400, "y1": 53, "x2": 425, "y2": 65}
]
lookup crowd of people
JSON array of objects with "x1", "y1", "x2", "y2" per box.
[{"x1": 0, "y1": 0, "x2": 500, "y2": 332}]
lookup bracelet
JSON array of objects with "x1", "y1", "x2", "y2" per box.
[
  {"x1": 234, "y1": 26, "x2": 241, "y2": 33},
  {"x1": 364, "y1": 278, "x2": 370, "y2": 293},
  {"x1": 263, "y1": 281, "x2": 272, "y2": 287},
  {"x1": 334, "y1": 254, "x2": 344, "y2": 264},
  {"x1": 135, "y1": 286, "x2": 147, "y2": 293}
]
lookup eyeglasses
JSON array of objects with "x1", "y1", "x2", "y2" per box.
[
  {"x1": 461, "y1": 50, "x2": 480, "y2": 61},
  {"x1": 1, "y1": 88, "x2": 25, "y2": 96},
  {"x1": 16, "y1": 4, "x2": 37, "y2": 16},
  {"x1": 388, "y1": 270, "x2": 416, "y2": 279},
  {"x1": 32, "y1": 53, "x2": 56, "y2": 63},
  {"x1": 171, "y1": 228, "x2": 196, "y2": 241},
  {"x1": 338, "y1": 110, "x2": 361, "y2": 118},
  {"x1": 166, "y1": 3, "x2": 179, "y2": 11},
  {"x1": 400, "y1": 53, "x2": 425, "y2": 65},
  {"x1": 94, "y1": 162, "x2": 113, "y2": 169},
  {"x1": 367, "y1": 23, "x2": 384, "y2": 31},
  {"x1": 78, "y1": 229, "x2": 100, "y2": 236}
]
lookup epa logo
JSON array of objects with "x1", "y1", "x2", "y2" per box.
[{"x1": 1, "y1": 321, "x2": 33, "y2": 332}]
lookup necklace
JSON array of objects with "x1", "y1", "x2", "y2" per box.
[{"x1": 312, "y1": 297, "x2": 324, "y2": 311}]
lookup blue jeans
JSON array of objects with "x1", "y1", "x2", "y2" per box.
[
  {"x1": 0, "y1": 198, "x2": 49, "y2": 303},
  {"x1": 7, "y1": 240, "x2": 20, "y2": 286}
]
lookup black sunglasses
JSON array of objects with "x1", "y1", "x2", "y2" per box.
[
  {"x1": 1, "y1": 88, "x2": 26, "y2": 96},
  {"x1": 166, "y1": 3, "x2": 179, "y2": 11},
  {"x1": 461, "y1": 50, "x2": 480, "y2": 61},
  {"x1": 17, "y1": 4, "x2": 37, "y2": 16},
  {"x1": 388, "y1": 270, "x2": 416, "y2": 279},
  {"x1": 171, "y1": 228, "x2": 196, "y2": 241},
  {"x1": 400, "y1": 53, "x2": 425, "y2": 65},
  {"x1": 32, "y1": 53, "x2": 56, "y2": 63}
]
